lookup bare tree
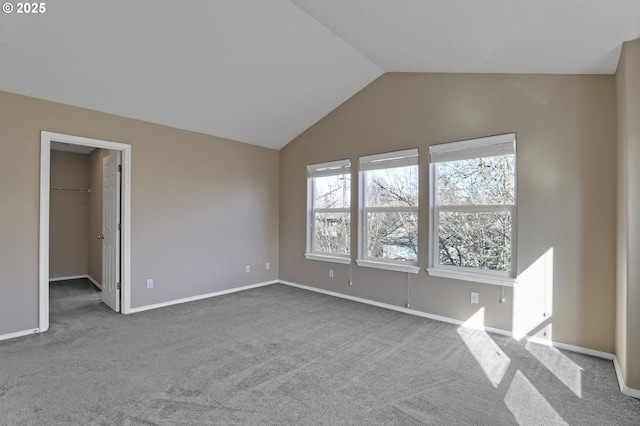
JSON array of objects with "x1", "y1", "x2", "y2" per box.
[
  {"x1": 365, "y1": 166, "x2": 419, "y2": 261},
  {"x1": 313, "y1": 175, "x2": 350, "y2": 255},
  {"x1": 436, "y1": 155, "x2": 515, "y2": 271}
]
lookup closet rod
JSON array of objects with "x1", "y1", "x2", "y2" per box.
[{"x1": 50, "y1": 187, "x2": 91, "y2": 193}]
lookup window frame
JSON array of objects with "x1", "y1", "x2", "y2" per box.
[
  {"x1": 357, "y1": 149, "x2": 420, "y2": 274},
  {"x1": 304, "y1": 159, "x2": 352, "y2": 265},
  {"x1": 427, "y1": 133, "x2": 517, "y2": 286}
]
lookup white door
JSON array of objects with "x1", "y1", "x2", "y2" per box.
[{"x1": 101, "y1": 151, "x2": 121, "y2": 312}]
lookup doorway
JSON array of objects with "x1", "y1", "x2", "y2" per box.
[{"x1": 39, "y1": 131, "x2": 132, "y2": 333}]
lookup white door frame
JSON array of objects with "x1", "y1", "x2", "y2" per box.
[{"x1": 39, "y1": 131, "x2": 132, "y2": 332}]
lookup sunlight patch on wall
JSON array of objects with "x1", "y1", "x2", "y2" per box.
[
  {"x1": 504, "y1": 370, "x2": 568, "y2": 425},
  {"x1": 460, "y1": 306, "x2": 486, "y2": 330},
  {"x1": 526, "y1": 341, "x2": 583, "y2": 398},
  {"x1": 457, "y1": 308, "x2": 511, "y2": 387},
  {"x1": 513, "y1": 248, "x2": 554, "y2": 340}
]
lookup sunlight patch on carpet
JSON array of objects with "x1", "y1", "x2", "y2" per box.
[
  {"x1": 526, "y1": 341, "x2": 583, "y2": 398},
  {"x1": 457, "y1": 308, "x2": 510, "y2": 387},
  {"x1": 505, "y1": 370, "x2": 568, "y2": 426}
]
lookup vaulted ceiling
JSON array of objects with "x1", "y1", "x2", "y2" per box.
[{"x1": 1, "y1": 1, "x2": 638, "y2": 150}]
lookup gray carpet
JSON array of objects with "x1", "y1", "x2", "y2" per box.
[{"x1": 1, "y1": 280, "x2": 638, "y2": 425}]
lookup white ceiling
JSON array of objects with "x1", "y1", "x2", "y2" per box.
[
  {"x1": 51, "y1": 141, "x2": 95, "y2": 155},
  {"x1": 1, "y1": 1, "x2": 638, "y2": 150},
  {"x1": 292, "y1": 0, "x2": 640, "y2": 74}
]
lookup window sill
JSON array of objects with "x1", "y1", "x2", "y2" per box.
[
  {"x1": 304, "y1": 253, "x2": 351, "y2": 265},
  {"x1": 356, "y1": 259, "x2": 420, "y2": 274},
  {"x1": 427, "y1": 268, "x2": 516, "y2": 287}
]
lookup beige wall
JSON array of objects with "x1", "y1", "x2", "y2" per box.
[
  {"x1": 49, "y1": 151, "x2": 90, "y2": 278},
  {"x1": 280, "y1": 73, "x2": 617, "y2": 352},
  {"x1": 0, "y1": 90, "x2": 279, "y2": 335},
  {"x1": 616, "y1": 38, "x2": 640, "y2": 390}
]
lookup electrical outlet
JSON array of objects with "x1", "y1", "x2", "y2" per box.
[
  {"x1": 329, "y1": 269, "x2": 334, "y2": 278},
  {"x1": 471, "y1": 292, "x2": 479, "y2": 304},
  {"x1": 245, "y1": 265, "x2": 250, "y2": 273},
  {"x1": 146, "y1": 279, "x2": 154, "y2": 289},
  {"x1": 266, "y1": 262, "x2": 270, "y2": 270}
]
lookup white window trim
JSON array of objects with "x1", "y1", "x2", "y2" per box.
[
  {"x1": 428, "y1": 133, "x2": 517, "y2": 286},
  {"x1": 305, "y1": 159, "x2": 352, "y2": 263},
  {"x1": 304, "y1": 253, "x2": 352, "y2": 265},
  {"x1": 429, "y1": 133, "x2": 516, "y2": 163},
  {"x1": 357, "y1": 148, "x2": 420, "y2": 273},
  {"x1": 357, "y1": 259, "x2": 420, "y2": 274},
  {"x1": 426, "y1": 266, "x2": 516, "y2": 287}
]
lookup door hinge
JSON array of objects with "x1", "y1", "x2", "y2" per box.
[
  {"x1": 118, "y1": 223, "x2": 121, "y2": 231},
  {"x1": 117, "y1": 282, "x2": 121, "y2": 290},
  {"x1": 118, "y1": 165, "x2": 122, "y2": 172}
]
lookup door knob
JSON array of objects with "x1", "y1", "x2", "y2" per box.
[{"x1": 98, "y1": 234, "x2": 104, "y2": 240}]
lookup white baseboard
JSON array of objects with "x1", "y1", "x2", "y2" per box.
[
  {"x1": 279, "y1": 280, "x2": 640, "y2": 399},
  {"x1": 86, "y1": 275, "x2": 102, "y2": 290},
  {"x1": 49, "y1": 275, "x2": 89, "y2": 282},
  {"x1": 522, "y1": 336, "x2": 640, "y2": 398},
  {"x1": 613, "y1": 357, "x2": 640, "y2": 399},
  {"x1": 279, "y1": 280, "x2": 510, "y2": 336},
  {"x1": 525, "y1": 335, "x2": 615, "y2": 360},
  {"x1": 128, "y1": 280, "x2": 279, "y2": 314},
  {"x1": 0, "y1": 328, "x2": 40, "y2": 342},
  {"x1": 50, "y1": 274, "x2": 102, "y2": 290}
]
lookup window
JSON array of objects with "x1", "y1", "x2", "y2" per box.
[
  {"x1": 357, "y1": 149, "x2": 419, "y2": 273},
  {"x1": 305, "y1": 159, "x2": 351, "y2": 264},
  {"x1": 428, "y1": 133, "x2": 516, "y2": 286}
]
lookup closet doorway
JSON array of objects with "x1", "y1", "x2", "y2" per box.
[{"x1": 39, "y1": 132, "x2": 132, "y2": 333}]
